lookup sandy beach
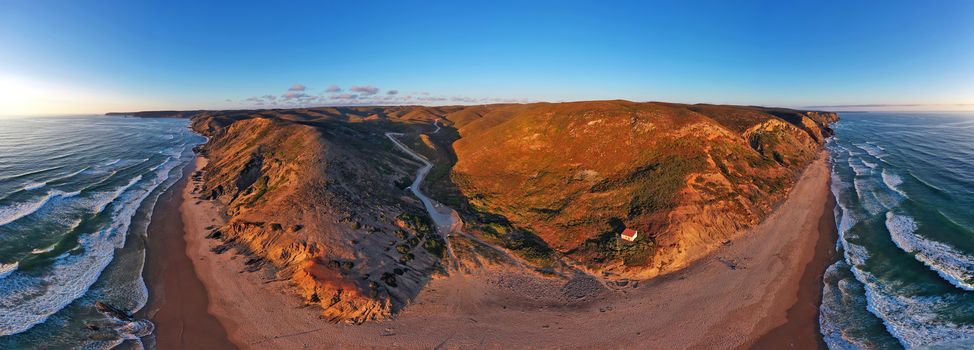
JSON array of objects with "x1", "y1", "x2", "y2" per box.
[
  {"x1": 156, "y1": 151, "x2": 837, "y2": 349},
  {"x1": 138, "y1": 158, "x2": 236, "y2": 350},
  {"x1": 750, "y1": 187, "x2": 838, "y2": 349}
]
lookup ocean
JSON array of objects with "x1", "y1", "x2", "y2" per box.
[
  {"x1": 820, "y1": 112, "x2": 974, "y2": 349},
  {"x1": 0, "y1": 116, "x2": 203, "y2": 349}
]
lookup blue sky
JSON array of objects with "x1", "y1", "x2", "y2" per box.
[{"x1": 1, "y1": 0, "x2": 972, "y2": 116}]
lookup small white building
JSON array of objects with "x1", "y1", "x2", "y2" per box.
[{"x1": 621, "y1": 228, "x2": 638, "y2": 242}]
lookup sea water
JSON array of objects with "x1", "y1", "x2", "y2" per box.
[
  {"x1": 0, "y1": 116, "x2": 203, "y2": 349},
  {"x1": 820, "y1": 112, "x2": 974, "y2": 349}
]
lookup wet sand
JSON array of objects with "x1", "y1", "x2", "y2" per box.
[
  {"x1": 177, "y1": 152, "x2": 836, "y2": 349},
  {"x1": 749, "y1": 176, "x2": 838, "y2": 349},
  {"x1": 138, "y1": 159, "x2": 236, "y2": 349}
]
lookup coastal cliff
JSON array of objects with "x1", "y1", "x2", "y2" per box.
[
  {"x1": 445, "y1": 102, "x2": 836, "y2": 278},
  {"x1": 173, "y1": 102, "x2": 836, "y2": 322},
  {"x1": 188, "y1": 110, "x2": 453, "y2": 323}
]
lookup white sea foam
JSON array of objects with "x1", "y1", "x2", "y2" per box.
[
  {"x1": 820, "y1": 262, "x2": 856, "y2": 350},
  {"x1": 30, "y1": 245, "x2": 56, "y2": 255},
  {"x1": 827, "y1": 123, "x2": 974, "y2": 348},
  {"x1": 0, "y1": 262, "x2": 17, "y2": 280},
  {"x1": 0, "y1": 154, "x2": 184, "y2": 336},
  {"x1": 830, "y1": 171, "x2": 858, "y2": 238},
  {"x1": 855, "y1": 143, "x2": 885, "y2": 158},
  {"x1": 859, "y1": 270, "x2": 974, "y2": 348},
  {"x1": 885, "y1": 212, "x2": 974, "y2": 291},
  {"x1": 89, "y1": 175, "x2": 143, "y2": 214},
  {"x1": 20, "y1": 182, "x2": 46, "y2": 191},
  {"x1": 160, "y1": 144, "x2": 186, "y2": 158},
  {"x1": 836, "y1": 230, "x2": 974, "y2": 348},
  {"x1": 6, "y1": 167, "x2": 89, "y2": 195},
  {"x1": 149, "y1": 157, "x2": 173, "y2": 172},
  {"x1": 830, "y1": 142, "x2": 850, "y2": 156},
  {"x1": 852, "y1": 178, "x2": 884, "y2": 215},
  {"x1": 47, "y1": 166, "x2": 90, "y2": 184},
  {"x1": 0, "y1": 226, "x2": 120, "y2": 336},
  {"x1": 848, "y1": 157, "x2": 871, "y2": 176},
  {"x1": 881, "y1": 169, "x2": 907, "y2": 197},
  {"x1": 0, "y1": 190, "x2": 80, "y2": 227},
  {"x1": 820, "y1": 260, "x2": 885, "y2": 350}
]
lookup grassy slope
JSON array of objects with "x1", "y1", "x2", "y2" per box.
[{"x1": 446, "y1": 101, "x2": 835, "y2": 276}]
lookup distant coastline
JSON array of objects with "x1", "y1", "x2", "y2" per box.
[{"x1": 106, "y1": 111, "x2": 205, "y2": 119}]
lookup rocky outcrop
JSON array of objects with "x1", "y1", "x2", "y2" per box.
[
  {"x1": 86, "y1": 301, "x2": 154, "y2": 342},
  {"x1": 742, "y1": 118, "x2": 819, "y2": 166}
]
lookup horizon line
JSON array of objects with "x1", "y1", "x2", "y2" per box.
[{"x1": 4, "y1": 100, "x2": 974, "y2": 118}]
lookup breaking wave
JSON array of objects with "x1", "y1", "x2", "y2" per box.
[
  {"x1": 30, "y1": 244, "x2": 56, "y2": 255},
  {"x1": 830, "y1": 171, "x2": 857, "y2": 239},
  {"x1": 833, "y1": 222, "x2": 974, "y2": 348},
  {"x1": 20, "y1": 182, "x2": 46, "y2": 191},
  {"x1": 0, "y1": 262, "x2": 17, "y2": 280},
  {"x1": 0, "y1": 166, "x2": 63, "y2": 183},
  {"x1": 0, "y1": 190, "x2": 81, "y2": 227},
  {"x1": 823, "y1": 112, "x2": 974, "y2": 349},
  {"x1": 820, "y1": 260, "x2": 900, "y2": 350},
  {"x1": 881, "y1": 169, "x2": 907, "y2": 198},
  {"x1": 12, "y1": 167, "x2": 91, "y2": 194},
  {"x1": 0, "y1": 154, "x2": 182, "y2": 336},
  {"x1": 885, "y1": 212, "x2": 974, "y2": 291},
  {"x1": 855, "y1": 143, "x2": 886, "y2": 158},
  {"x1": 858, "y1": 269, "x2": 974, "y2": 348},
  {"x1": 0, "y1": 116, "x2": 209, "y2": 347},
  {"x1": 852, "y1": 178, "x2": 883, "y2": 215},
  {"x1": 90, "y1": 175, "x2": 143, "y2": 214},
  {"x1": 848, "y1": 157, "x2": 871, "y2": 176}
]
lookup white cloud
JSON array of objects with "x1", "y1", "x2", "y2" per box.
[
  {"x1": 350, "y1": 85, "x2": 379, "y2": 95},
  {"x1": 329, "y1": 93, "x2": 359, "y2": 100},
  {"x1": 282, "y1": 92, "x2": 309, "y2": 99}
]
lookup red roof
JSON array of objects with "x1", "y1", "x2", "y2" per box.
[{"x1": 621, "y1": 228, "x2": 638, "y2": 240}]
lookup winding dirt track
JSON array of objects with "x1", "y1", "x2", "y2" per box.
[
  {"x1": 385, "y1": 123, "x2": 527, "y2": 269},
  {"x1": 385, "y1": 130, "x2": 459, "y2": 262}
]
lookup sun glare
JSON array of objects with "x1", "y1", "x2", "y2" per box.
[{"x1": 0, "y1": 73, "x2": 131, "y2": 118}]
